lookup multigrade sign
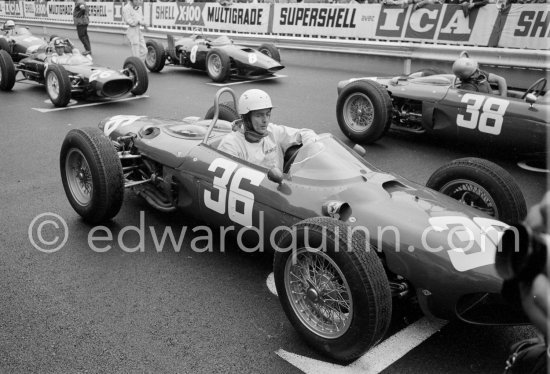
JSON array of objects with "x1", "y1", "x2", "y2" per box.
[{"x1": 203, "y1": 3, "x2": 269, "y2": 32}]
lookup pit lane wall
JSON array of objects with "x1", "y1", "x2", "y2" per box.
[{"x1": 0, "y1": 1, "x2": 548, "y2": 67}]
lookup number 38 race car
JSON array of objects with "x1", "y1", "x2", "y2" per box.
[
  {"x1": 60, "y1": 88, "x2": 528, "y2": 362},
  {"x1": 144, "y1": 30, "x2": 284, "y2": 83},
  {"x1": 0, "y1": 38, "x2": 148, "y2": 107},
  {"x1": 336, "y1": 71, "x2": 549, "y2": 159}
]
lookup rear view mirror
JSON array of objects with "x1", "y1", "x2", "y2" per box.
[{"x1": 525, "y1": 93, "x2": 537, "y2": 106}]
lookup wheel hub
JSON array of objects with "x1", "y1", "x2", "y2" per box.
[{"x1": 306, "y1": 287, "x2": 319, "y2": 302}]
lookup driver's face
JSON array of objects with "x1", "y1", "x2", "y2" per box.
[
  {"x1": 55, "y1": 47, "x2": 64, "y2": 55},
  {"x1": 250, "y1": 108, "x2": 271, "y2": 135}
]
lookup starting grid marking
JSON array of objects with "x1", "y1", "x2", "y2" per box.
[
  {"x1": 266, "y1": 273, "x2": 448, "y2": 374},
  {"x1": 32, "y1": 95, "x2": 149, "y2": 113},
  {"x1": 207, "y1": 74, "x2": 287, "y2": 87}
]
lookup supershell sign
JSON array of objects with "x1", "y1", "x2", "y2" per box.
[{"x1": 375, "y1": 4, "x2": 497, "y2": 46}]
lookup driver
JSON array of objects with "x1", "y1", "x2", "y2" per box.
[
  {"x1": 51, "y1": 38, "x2": 72, "y2": 64},
  {"x1": 217, "y1": 89, "x2": 318, "y2": 171},
  {"x1": 453, "y1": 56, "x2": 508, "y2": 97},
  {"x1": 2, "y1": 20, "x2": 15, "y2": 34}
]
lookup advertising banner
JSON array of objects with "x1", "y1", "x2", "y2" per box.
[
  {"x1": 375, "y1": 4, "x2": 497, "y2": 46},
  {"x1": 23, "y1": 1, "x2": 34, "y2": 17},
  {"x1": 203, "y1": 3, "x2": 270, "y2": 33},
  {"x1": 87, "y1": 2, "x2": 114, "y2": 23},
  {"x1": 497, "y1": 4, "x2": 549, "y2": 50},
  {"x1": 4, "y1": 1, "x2": 24, "y2": 17},
  {"x1": 47, "y1": 1, "x2": 74, "y2": 22},
  {"x1": 34, "y1": 0, "x2": 47, "y2": 18},
  {"x1": 272, "y1": 4, "x2": 380, "y2": 38},
  {"x1": 0, "y1": 2, "x2": 5, "y2": 17}
]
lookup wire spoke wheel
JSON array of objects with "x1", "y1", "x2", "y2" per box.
[
  {"x1": 284, "y1": 248, "x2": 353, "y2": 339},
  {"x1": 146, "y1": 46, "x2": 157, "y2": 66},
  {"x1": 438, "y1": 179, "x2": 497, "y2": 217},
  {"x1": 65, "y1": 148, "x2": 93, "y2": 206},
  {"x1": 343, "y1": 92, "x2": 374, "y2": 132},
  {"x1": 208, "y1": 54, "x2": 221, "y2": 75},
  {"x1": 47, "y1": 73, "x2": 60, "y2": 100}
]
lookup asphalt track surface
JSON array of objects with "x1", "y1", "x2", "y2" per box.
[{"x1": 0, "y1": 32, "x2": 547, "y2": 374}]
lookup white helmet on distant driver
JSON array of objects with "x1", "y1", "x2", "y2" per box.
[
  {"x1": 4, "y1": 20, "x2": 15, "y2": 29},
  {"x1": 238, "y1": 89, "x2": 273, "y2": 115}
]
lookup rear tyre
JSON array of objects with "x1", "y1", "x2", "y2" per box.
[
  {"x1": 204, "y1": 102, "x2": 239, "y2": 121},
  {"x1": 124, "y1": 56, "x2": 149, "y2": 95},
  {"x1": 336, "y1": 80, "x2": 393, "y2": 144},
  {"x1": 427, "y1": 157, "x2": 527, "y2": 223},
  {"x1": 206, "y1": 48, "x2": 231, "y2": 82},
  {"x1": 60, "y1": 127, "x2": 124, "y2": 224},
  {"x1": 258, "y1": 43, "x2": 281, "y2": 62},
  {"x1": 145, "y1": 40, "x2": 166, "y2": 72},
  {"x1": 45, "y1": 64, "x2": 71, "y2": 107},
  {"x1": 0, "y1": 50, "x2": 15, "y2": 91},
  {"x1": 273, "y1": 217, "x2": 391, "y2": 362}
]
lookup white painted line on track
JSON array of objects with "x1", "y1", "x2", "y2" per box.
[
  {"x1": 266, "y1": 272, "x2": 277, "y2": 296},
  {"x1": 277, "y1": 317, "x2": 447, "y2": 374},
  {"x1": 207, "y1": 74, "x2": 287, "y2": 87},
  {"x1": 32, "y1": 95, "x2": 149, "y2": 113}
]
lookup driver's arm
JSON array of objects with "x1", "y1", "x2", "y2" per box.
[
  {"x1": 272, "y1": 124, "x2": 317, "y2": 152},
  {"x1": 488, "y1": 73, "x2": 507, "y2": 97}
]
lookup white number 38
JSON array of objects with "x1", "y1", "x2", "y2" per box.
[{"x1": 456, "y1": 93, "x2": 510, "y2": 135}]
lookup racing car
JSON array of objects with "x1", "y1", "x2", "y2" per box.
[
  {"x1": 0, "y1": 21, "x2": 47, "y2": 62},
  {"x1": 336, "y1": 71, "x2": 549, "y2": 158},
  {"x1": 144, "y1": 30, "x2": 284, "y2": 82},
  {"x1": 0, "y1": 38, "x2": 148, "y2": 107},
  {"x1": 60, "y1": 88, "x2": 527, "y2": 362}
]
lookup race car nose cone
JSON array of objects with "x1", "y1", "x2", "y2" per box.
[{"x1": 306, "y1": 287, "x2": 319, "y2": 302}]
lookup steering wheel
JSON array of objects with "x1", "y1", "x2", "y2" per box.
[
  {"x1": 521, "y1": 78, "x2": 547, "y2": 99},
  {"x1": 283, "y1": 144, "x2": 302, "y2": 174}
]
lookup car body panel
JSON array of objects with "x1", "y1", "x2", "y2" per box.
[{"x1": 98, "y1": 114, "x2": 519, "y2": 323}]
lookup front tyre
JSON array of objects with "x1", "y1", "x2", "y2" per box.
[
  {"x1": 258, "y1": 43, "x2": 281, "y2": 62},
  {"x1": 427, "y1": 157, "x2": 527, "y2": 223},
  {"x1": 0, "y1": 49, "x2": 16, "y2": 91},
  {"x1": 124, "y1": 56, "x2": 149, "y2": 95},
  {"x1": 273, "y1": 217, "x2": 391, "y2": 362},
  {"x1": 336, "y1": 80, "x2": 392, "y2": 144},
  {"x1": 45, "y1": 64, "x2": 71, "y2": 107},
  {"x1": 206, "y1": 48, "x2": 231, "y2": 83},
  {"x1": 145, "y1": 40, "x2": 166, "y2": 72},
  {"x1": 60, "y1": 127, "x2": 124, "y2": 224}
]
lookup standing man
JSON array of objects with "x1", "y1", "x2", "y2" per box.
[
  {"x1": 122, "y1": 0, "x2": 148, "y2": 60},
  {"x1": 73, "y1": 0, "x2": 91, "y2": 56}
]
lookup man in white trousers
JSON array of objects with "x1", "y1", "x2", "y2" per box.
[{"x1": 122, "y1": 0, "x2": 148, "y2": 59}]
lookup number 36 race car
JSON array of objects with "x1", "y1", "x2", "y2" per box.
[
  {"x1": 144, "y1": 30, "x2": 284, "y2": 83},
  {"x1": 336, "y1": 72, "x2": 549, "y2": 159},
  {"x1": 0, "y1": 38, "x2": 148, "y2": 107},
  {"x1": 60, "y1": 88, "x2": 527, "y2": 362}
]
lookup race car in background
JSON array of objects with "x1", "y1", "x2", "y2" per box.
[
  {"x1": 0, "y1": 38, "x2": 148, "y2": 107},
  {"x1": 144, "y1": 30, "x2": 284, "y2": 82},
  {"x1": 336, "y1": 72, "x2": 548, "y2": 159},
  {"x1": 60, "y1": 87, "x2": 527, "y2": 362},
  {"x1": 0, "y1": 21, "x2": 48, "y2": 62}
]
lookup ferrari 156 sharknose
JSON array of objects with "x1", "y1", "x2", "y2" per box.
[
  {"x1": 336, "y1": 72, "x2": 549, "y2": 159},
  {"x1": 0, "y1": 38, "x2": 148, "y2": 107},
  {"x1": 145, "y1": 31, "x2": 284, "y2": 82},
  {"x1": 60, "y1": 88, "x2": 528, "y2": 362}
]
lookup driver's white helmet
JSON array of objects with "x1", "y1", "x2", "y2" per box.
[
  {"x1": 452, "y1": 57, "x2": 478, "y2": 80},
  {"x1": 238, "y1": 89, "x2": 273, "y2": 115},
  {"x1": 4, "y1": 20, "x2": 15, "y2": 29}
]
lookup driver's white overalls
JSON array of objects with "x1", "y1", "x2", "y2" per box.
[
  {"x1": 122, "y1": 2, "x2": 146, "y2": 59},
  {"x1": 217, "y1": 123, "x2": 317, "y2": 170}
]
